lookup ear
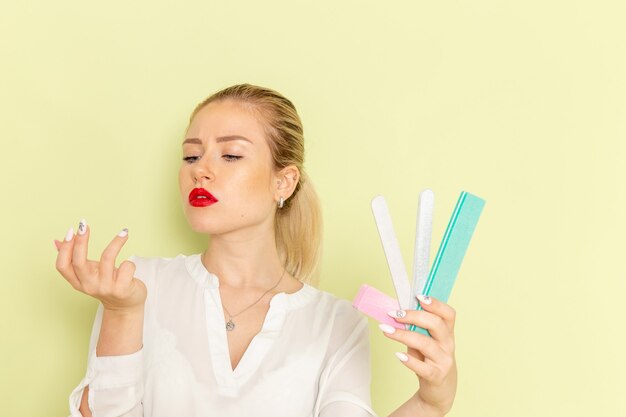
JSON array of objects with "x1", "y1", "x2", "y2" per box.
[{"x1": 273, "y1": 165, "x2": 300, "y2": 203}]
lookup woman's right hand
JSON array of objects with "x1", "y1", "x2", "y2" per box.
[{"x1": 55, "y1": 219, "x2": 147, "y2": 312}]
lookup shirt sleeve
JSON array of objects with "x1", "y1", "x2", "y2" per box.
[
  {"x1": 68, "y1": 303, "x2": 144, "y2": 417},
  {"x1": 68, "y1": 256, "x2": 146, "y2": 417},
  {"x1": 316, "y1": 315, "x2": 378, "y2": 417}
]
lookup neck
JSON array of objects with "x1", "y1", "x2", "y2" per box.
[{"x1": 202, "y1": 229, "x2": 285, "y2": 289}]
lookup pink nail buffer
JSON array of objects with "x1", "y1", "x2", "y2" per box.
[{"x1": 352, "y1": 284, "x2": 405, "y2": 329}]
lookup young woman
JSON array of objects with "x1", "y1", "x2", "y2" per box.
[{"x1": 55, "y1": 84, "x2": 457, "y2": 417}]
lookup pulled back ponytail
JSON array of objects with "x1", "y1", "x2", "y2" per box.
[{"x1": 274, "y1": 172, "x2": 322, "y2": 284}]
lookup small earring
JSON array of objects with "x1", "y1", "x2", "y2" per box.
[{"x1": 278, "y1": 196, "x2": 284, "y2": 209}]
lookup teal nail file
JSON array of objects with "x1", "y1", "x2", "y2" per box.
[{"x1": 411, "y1": 191, "x2": 485, "y2": 334}]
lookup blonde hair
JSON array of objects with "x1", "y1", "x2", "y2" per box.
[{"x1": 189, "y1": 84, "x2": 322, "y2": 284}]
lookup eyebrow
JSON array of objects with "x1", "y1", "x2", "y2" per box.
[{"x1": 182, "y1": 135, "x2": 253, "y2": 145}]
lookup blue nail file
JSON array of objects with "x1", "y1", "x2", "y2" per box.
[{"x1": 410, "y1": 191, "x2": 485, "y2": 334}]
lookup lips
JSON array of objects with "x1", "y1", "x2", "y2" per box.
[{"x1": 188, "y1": 188, "x2": 219, "y2": 207}]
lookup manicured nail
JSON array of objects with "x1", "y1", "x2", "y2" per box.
[
  {"x1": 387, "y1": 310, "x2": 406, "y2": 319},
  {"x1": 53, "y1": 240, "x2": 61, "y2": 251},
  {"x1": 78, "y1": 219, "x2": 87, "y2": 235},
  {"x1": 379, "y1": 323, "x2": 396, "y2": 334},
  {"x1": 395, "y1": 352, "x2": 409, "y2": 362},
  {"x1": 64, "y1": 227, "x2": 74, "y2": 242},
  {"x1": 117, "y1": 228, "x2": 128, "y2": 237},
  {"x1": 416, "y1": 294, "x2": 432, "y2": 305}
]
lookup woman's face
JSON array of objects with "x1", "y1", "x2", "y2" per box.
[{"x1": 179, "y1": 99, "x2": 280, "y2": 237}]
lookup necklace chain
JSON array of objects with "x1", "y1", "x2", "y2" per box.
[
  {"x1": 223, "y1": 268, "x2": 286, "y2": 320},
  {"x1": 222, "y1": 268, "x2": 286, "y2": 331},
  {"x1": 210, "y1": 262, "x2": 287, "y2": 332},
  {"x1": 203, "y1": 252, "x2": 286, "y2": 332}
]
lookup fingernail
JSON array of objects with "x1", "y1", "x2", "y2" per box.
[
  {"x1": 387, "y1": 310, "x2": 406, "y2": 319},
  {"x1": 64, "y1": 227, "x2": 74, "y2": 242},
  {"x1": 78, "y1": 219, "x2": 87, "y2": 235},
  {"x1": 53, "y1": 240, "x2": 61, "y2": 251},
  {"x1": 395, "y1": 352, "x2": 409, "y2": 362},
  {"x1": 378, "y1": 323, "x2": 396, "y2": 334},
  {"x1": 117, "y1": 228, "x2": 128, "y2": 237},
  {"x1": 416, "y1": 294, "x2": 432, "y2": 305}
]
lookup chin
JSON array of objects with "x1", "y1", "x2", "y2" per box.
[
  {"x1": 184, "y1": 213, "x2": 219, "y2": 234},
  {"x1": 187, "y1": 221, "x2": 227, "y2": 236},
  {"x1": 184, "y1": 209, "x2": 272, "y2": 238},
  {"x1": 183, "y1": 210, "x2": 240, "y2": 236}
]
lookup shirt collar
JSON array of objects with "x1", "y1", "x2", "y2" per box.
[{"x1": 184, "y1": 253, "x2": 316, "y2": 311}]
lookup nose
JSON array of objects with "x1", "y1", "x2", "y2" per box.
[{"x1": 192, "y1": 157, "x2": 214, "y2": 187}]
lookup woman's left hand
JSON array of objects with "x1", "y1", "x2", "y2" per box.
[{"x1": 380, "y1": 295, "x2": 457, "y2": 416}]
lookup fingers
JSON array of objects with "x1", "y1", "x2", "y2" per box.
[
  {"x1": 379, "y1": 323, "x2": 447, "y2": 363},
  {"x1": 116, "y1": 259, "x2": 136, "y2": 278},
  {"x1": 383, "y1": 296, "x2": 457, "y2": 354},
  {"x1": 383, "y1": 296, "x2": 458, "y2": 410},
  {"x1": 99, "y1": 228, "x2": 130, "y2": 279},
  {"x1": 395, "y1": 350, "x2": 456, "y2": 385},
  {"x1": 55, "y1": 221, "x2": 131, "y2": 296},
  {"x1": 72, "y1": 219, "x2": 90, "y2": 274},
  {"x1": 56, "y1": 226, "x2": 80, "y2": 289},
  {"x1": 392, "y1": 309, "x2": 452, "y2": 346},
  {"x1": 416, "y1": 295, "x2": 457, "y2": 330},
  {"x1": 387, "y1": 310, "x2": 455, "y2": 352},
  {"x1": 395, "y1": 351, "x2": 438, "y2": 381},
  {"x1": 115, "y1": 259, "x2": 137, "y2": 289}
]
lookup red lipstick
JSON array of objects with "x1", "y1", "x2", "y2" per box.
[{"x1": 189, "y1": 188, "x2": 218, "y2": 207}]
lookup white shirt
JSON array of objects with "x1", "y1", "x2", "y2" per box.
[{"x1": 69, "y1": 254, "x2": 377, "y2": 417}]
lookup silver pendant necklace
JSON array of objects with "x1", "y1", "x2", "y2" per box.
[{"x1": 220, "y1": 267, "x2": 286, "y2": 332}]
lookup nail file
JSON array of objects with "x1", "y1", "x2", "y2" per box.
[
  {"x1": 352, "y1": 284, "x2": 405, "y2": 329},
  {"x1": 410, "y1": 191, "x2": 485, "y2": 334},
  {"x1": 371, "y1": 196, "x2": 412, "y2": 311},
  {"x1": 411, "y1": 189, "x2": 435, "y2": 310}
]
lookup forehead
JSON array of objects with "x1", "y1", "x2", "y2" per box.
[{"x1": 186, "y1": 100, "x2": 267, "y2": 145}]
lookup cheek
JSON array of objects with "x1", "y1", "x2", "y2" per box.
[
  {"x1": 233, "y1": 168, "x2": 274, "y2": 207},
  {"x1": 253, "y1": 168, "x2": 275, "y2": 196}
]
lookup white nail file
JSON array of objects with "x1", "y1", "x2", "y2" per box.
[
  {"x1": 371, "y1": 196, "x2": 412, "y2": 311},
  {"x1": 411, "y1": 189, "x2": 434, "y2": 309}
]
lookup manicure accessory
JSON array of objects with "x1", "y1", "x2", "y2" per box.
[
  {"x1": 371, "y1": 196, "x2": 412, "y2": 311},
  {"x1": 64, "y1": 227, "x2": 74, "y2": 242},
  {"x1": 412, "y1": 189, "x2": 434, "y2": 309},
  {"x1": 220, "y1": 267, "x2": 286, "y2": 331},
  {"x1": 409, "y1": 191, "x2": 485, "y2": 333},
  {"x1": 353, "y1": 190, "x2": 485, "y2": 336},
  {"x1": 353, "y1": 284, "x2": 404, "y2": 329},
  {"x1": 278, "y1": 196, "x2": 285, "y2": 208}
]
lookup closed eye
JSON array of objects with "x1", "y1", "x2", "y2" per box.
[
  {"x1": 182, "y1": 156, "x2": 200, "y2": 164},
  {"x1": 223, "y1": 154, "x2": 243, "y2": 162}
]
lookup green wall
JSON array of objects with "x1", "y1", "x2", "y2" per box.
[{"x1": 1, "y1": 0, "x2": 625, "y2": 415}]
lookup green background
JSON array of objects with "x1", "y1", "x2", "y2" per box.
[{"x1": 1, "y1": 0, "x2": 625, "y2": 415}]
